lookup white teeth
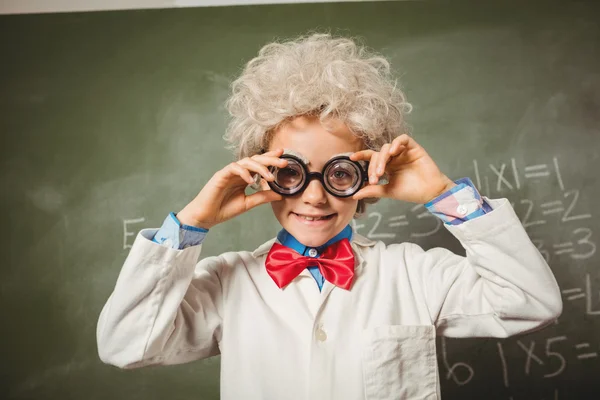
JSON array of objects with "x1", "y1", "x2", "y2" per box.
[{"x1": 298, "y1": 214, "x2": 328, "y2": 221}]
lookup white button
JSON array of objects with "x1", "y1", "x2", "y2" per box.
[
  {"x1": 315, "y1": 328, "x2": 327, "y2": 342},
  {"x1": 308, "y1": 248, "x2": 318, "y2": 257},
  {"x1": 456, "y1": 205, "x2": 468, "y2": 215}
]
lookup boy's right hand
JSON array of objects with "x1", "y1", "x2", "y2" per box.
[{"x1": 175, "y1": 148, "x2": 288, "y2": 230}]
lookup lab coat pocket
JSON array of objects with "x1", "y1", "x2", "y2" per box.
[{"x1": 362, "y1": 325, "x2": 438, "y2": 400}]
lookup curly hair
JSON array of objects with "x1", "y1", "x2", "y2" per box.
[{"x1": 223, "y1": 33, "x2": 413, "y2": 215}]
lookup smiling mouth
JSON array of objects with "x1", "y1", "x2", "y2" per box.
[{"x1": 292, "y1": 212, "x2": 336, "y2": 221}]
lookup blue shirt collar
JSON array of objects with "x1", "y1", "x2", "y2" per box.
[{"x1": 276, "y1": 225, "x2": 353, "y2": 257}]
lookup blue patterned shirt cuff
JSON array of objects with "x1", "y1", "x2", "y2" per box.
[
  {"x1": 424, "y1": 177, "x2": 493, "y2": 225},
  {"x1": 151, "y1": 212, "x2": 208, "y2": 249}
]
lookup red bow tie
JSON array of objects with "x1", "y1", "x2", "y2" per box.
[{"x1": 265, "y1": 238, "x2": 355, "y2": 290}]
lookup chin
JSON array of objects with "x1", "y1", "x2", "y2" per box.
[
  {"x1": 293, "y1": 232, "x2": 333, "y2": 248},
  {"x1": 283, "y1": 212, "x2": 337, "y2": 245}
]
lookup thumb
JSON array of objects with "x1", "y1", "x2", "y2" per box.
[
  {"x1": 245, "y1": 190, "x2": 283, "y2": 210},
  {"x1": 352, "y1": 185, "x2": 387, "y2": 201}
]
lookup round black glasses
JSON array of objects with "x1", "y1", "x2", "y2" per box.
[{"x1": 267, "y1": 154, "x2": 369, "y2": 198}]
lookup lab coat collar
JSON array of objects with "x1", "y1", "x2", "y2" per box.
[
  {"x1": 276, "y1": 224, "x2": 353, "y2": 256},
  {"x1": 252, "y1": 226, "x2": 376, "y2": 273}
]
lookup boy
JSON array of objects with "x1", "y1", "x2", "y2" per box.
[{"x1": 97, "y1": 34, "x2": 562, "y2": 399}]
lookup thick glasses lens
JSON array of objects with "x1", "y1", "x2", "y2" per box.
[
  {"x1": 271, "y1": 158, "x2": 305, "y2": 194},
  {"x1": 324, "y1": 159, "x2": 362, "y2": 196}
]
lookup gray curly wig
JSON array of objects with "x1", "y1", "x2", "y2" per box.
[{"x1": 224, "y1": 33, "x2": 413, "y2": 215}]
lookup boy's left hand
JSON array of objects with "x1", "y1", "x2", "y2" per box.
[{"x1": 350, "y1": 134, "x2": 456, "y2": 204}]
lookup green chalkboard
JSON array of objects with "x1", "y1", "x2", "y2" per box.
[{"x1": 1, "y1": 1, "x2": 599, "y2": 399}]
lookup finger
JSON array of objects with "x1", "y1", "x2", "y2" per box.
[
  {"x1": 226, "y1": 163, "x2": 255, "y2": 185},
  {"x1": 368, "y1": 152, "x2": 380, "y2": 185},
  {"x1": 392, "y1": 134, "x2": 420, "y2": 155},
  {"x1": 390, "y1": 135, "x2": 409, "y2": 153},
  {"x1": 352, "y1": 184, "x2": 387, "y2": 201},
  {"x1": 237, "y1": 158, "x2": 275, "y2": 181},
  {"x1": 260, "y1": 148, "x2": 285, "y2": 157},
  {"x1": 251, "y1": 153, "x2": 289, "y2": 168},
  {"x1": 245, "y1": 189, "x2": 283, "y2": 210},
  {"x1": 389, "y1": 142, "x2": 407, "y2": 157},
  {"x1": 350, "y1": 149, "x2": 376, "y2": 162},
  {"x1": 377, "y1": 144, "x2": 391, "y2": 176}
]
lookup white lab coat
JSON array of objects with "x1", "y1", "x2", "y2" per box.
[{"x1": 97, "y1": 198, "x2": 562, "y2": 400}]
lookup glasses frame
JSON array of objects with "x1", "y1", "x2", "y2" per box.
[{"x1": 267, "y1": 154, "x2": 369, "y2": 198}]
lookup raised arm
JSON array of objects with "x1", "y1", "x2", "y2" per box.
[
  {"x1": 97, "y1": 149, "x2": 287, "y2": 368},
  {"x1": 97, "y1": 228, "x2": 223, "y2": 368},
  {"x1": 405, "y1": 198, "x2": 562, "y2": 337}
]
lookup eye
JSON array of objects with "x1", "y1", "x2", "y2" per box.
[
  {"x1": 328, "y1": 168, "x2": 354, "y2": 188},
  {"x1": 280, "y1": 167, "x2": 299, "y2": 178},
  {"x1": 276, "y1": 166, "x2": 303, "y2": 188},
  {"x1": 332, "y1": 170, "x2": 350, "y2": 180}
]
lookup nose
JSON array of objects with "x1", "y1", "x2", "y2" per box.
[{"x1": 301, "y1": 178, "x2": 327, "y2": 206}]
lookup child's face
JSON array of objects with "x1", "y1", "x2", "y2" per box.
[{"x1": 267, "y1": 115, "x2": 364, "y2": 247}]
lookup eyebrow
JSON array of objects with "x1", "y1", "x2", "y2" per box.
[
  {"x1": 283, "y1": 148, "x2": 310, "y2": 164},
  {"x1": 333, "y1": 152, "x2": 354, "y2": 158},
  {"x1": 282, "y1": 149, "x2": 360, "y2": 165}
]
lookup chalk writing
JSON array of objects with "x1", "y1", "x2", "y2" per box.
[
  {"x1": 441, "y1": 337, "x2": 474, "y2": 386},
  {"x1": 366, "y1": 212, "x2": 395, "y2": 239},
  {"x1": 561, "y1": 190, "x2": 591, "y2": 222},
  {"x1": 574, "y1": 342, "x2": 597, "y2": 360},
  {"x1": 562, "y1": 274, "x2": 600, "y2": 316},
  {"x1": 409, "y1": 204, "x2": 442, "y2": 238},
  {"x1": 543, "y1": 337, "x2": 567, "y2": 378},
  {"x1": 497, "y1": 342, "x2": 510, "y2": 387},
  {"x1": 123, "y1": 217, "x2": 145, "y2": 249},
  {"x1": 473, "y1": 156, "x2": 566, "y2": 193}
]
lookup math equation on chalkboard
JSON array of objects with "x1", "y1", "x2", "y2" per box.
[{"x1": 349, "y1": 156, "x2": 598, "y2": 399}]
